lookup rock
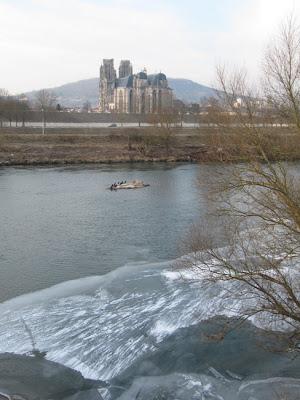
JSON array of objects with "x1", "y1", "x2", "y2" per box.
[
  {"x1": 115, "y1": 373, "x2": 234, "y2": 400},
  {"x1": 63, "y1": 389, "x2": 103, "y2": 400},
  {"x1": 112, "y1": 373, "x2": 300, "y2": 400},
  {"x1": 110, "y1": 317, "x2": 300, "y2": 399},
  {"x1": 0, "y1": 353, "x2": 105, "y2": 400},
  {"x1": 237, "y1": 377, "x2": 300, "y2": 400}
]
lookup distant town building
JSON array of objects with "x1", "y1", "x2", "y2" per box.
[{"x1": 99, "y1": 59, "x2": 173, "y2": 113}]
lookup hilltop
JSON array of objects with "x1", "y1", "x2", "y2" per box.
[{"x1": 25, "y1": 77, "x2": 217, "y2": 107}]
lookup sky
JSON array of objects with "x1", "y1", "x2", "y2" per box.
[{"x1": 1, "y1": 0, "x2": 300, "y2": 94}]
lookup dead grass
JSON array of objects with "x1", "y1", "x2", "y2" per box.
[{"x1": 0, "y1": 126, "x2": 300, "y2": 165}]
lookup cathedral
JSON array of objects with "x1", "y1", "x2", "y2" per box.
[{"x1": 99, "y1": 59, "x2": 173, "y2": 113}]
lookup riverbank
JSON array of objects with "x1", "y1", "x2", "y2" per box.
[
  {"x1": 0, "y1": 127, "x2": 201, "y2": 166},
  {"x1": 1, "y1": 126, "x2": 300, "y2": 166}
]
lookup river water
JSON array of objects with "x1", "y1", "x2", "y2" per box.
[
  {"x1": 0, "y1": 163, "x2": 300, "y2": 400},
  {"x1": 0, "y1": 163, "x2": 208, "y2": 302}
]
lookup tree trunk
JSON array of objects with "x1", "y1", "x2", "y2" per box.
[{"x1": 42, "y1": 111, "x2": 46, "y2": 135}]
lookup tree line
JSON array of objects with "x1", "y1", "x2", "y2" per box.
[
  {"x1": 0, "y1": 88, "x2": 30, "y2": 128},
  {"x1": 0, "y1": 88, "x2": 58, "y2": 129}
]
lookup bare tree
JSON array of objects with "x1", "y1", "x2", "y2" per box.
[
  {"x1": 0, "y1": 90, "x2": 29, "y2": 127},
  {"x1": 82, "y1": 100, "x2": 91, "y2": 112},
  {"x1": 0, "y1": 88, "x2": 9, "y2": 96},
  {"x1": 263, "y1": 15, "x2": 300, "y2": 128},
  {"x1": 181, "y1": 16, "x2": 300, "y2": 350},
  {"x1": 0, "y1": 88, "x2": 10, "y2": 128},
  {"x1": 34, "y1": 89, "x2": 56, "y2": 134},
  {"x1": 145, "y1": 108, "x2": 178, "y2": 156}
]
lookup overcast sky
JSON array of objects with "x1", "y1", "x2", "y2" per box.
[{"x1": 1, "y1": 0, "x2": 300, "y2": 94}]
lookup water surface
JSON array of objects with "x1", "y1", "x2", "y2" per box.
[
  {"x1": 1, "y1": 163, "x2": 300, "y2": 400},
  {"x1": 0, "y1": 162, "x2": 208, "y2": 302}
]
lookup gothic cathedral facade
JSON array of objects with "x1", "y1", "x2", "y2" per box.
[{"x1": 99, "y1": 59, "x2": 173, "y2": 113}]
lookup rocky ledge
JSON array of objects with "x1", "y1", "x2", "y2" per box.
[{"x1": 0, "y1": 353, "x2": 107, "y2": 400}]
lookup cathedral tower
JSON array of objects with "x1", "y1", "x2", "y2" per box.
[
  {"x1": 119, "y1": 60, "x2": 133, "y2": 78},
  {"x1": 99, "y1": 59, "x2": 117, "y2": 112}
]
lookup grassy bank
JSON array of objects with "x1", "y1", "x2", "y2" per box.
[{"x1": 0, "y1": 126, "x2": 300, "y2": 166}]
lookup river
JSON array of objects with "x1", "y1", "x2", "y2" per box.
[
  {"x1": 0, "y1": 163, "x2": 209, "y2": 302},
  {"x1": 0, "y1": 163, "x2": 300, "y2": 400}
]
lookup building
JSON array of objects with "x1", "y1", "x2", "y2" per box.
[
  {"x1": 119, "y1": 60, "x2": 133, "y2": 78},
  {"x1": 99, "y1": 59, "x2": 116, "y2": 113},
  {"x1": 99, "y1": 59, "x2": 173, "y2": 113}
]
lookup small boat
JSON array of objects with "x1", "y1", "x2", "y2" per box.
[{"x1": 109, "y1": 180, "x2": 150, "y2": 190}]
